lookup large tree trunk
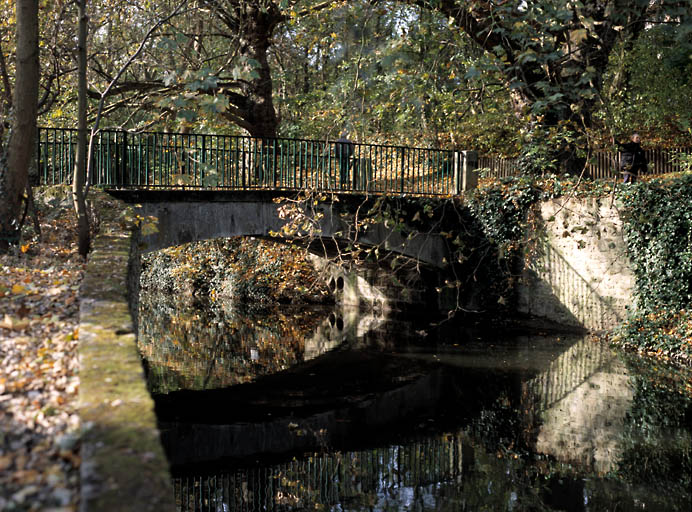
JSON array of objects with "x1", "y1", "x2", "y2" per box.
[
  {"x1": 0, "y1": 0, "x2": 39, "y2": 252},
  {"x1": 73, "y1": 0, "x2": 90, "y2": 257},
  {"x1": 211, "y1": 0, "x2": 281, "y2": 138}
]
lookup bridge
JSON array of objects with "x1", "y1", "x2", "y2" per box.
[{"x1": 37, "y1": 127, "x2": 479, "y2": 274}]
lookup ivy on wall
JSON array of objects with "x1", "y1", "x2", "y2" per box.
[{"x1": 617, "y1": 173, "x2": 692, "y2": 361}]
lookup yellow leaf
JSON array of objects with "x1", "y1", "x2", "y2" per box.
[
  {"x1": 20, "y1": 243, "x2": 30, "y2": 253},
  {"x1": 11, "y1": 284, "x2": 26, "y2": 294},
  {"x1": 141, "y1": 221, "x2": 159, "y2": 236}
]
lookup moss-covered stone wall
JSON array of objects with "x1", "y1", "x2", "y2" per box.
[{"x1": 78, "y1": 192, "x2": 174, "y2": 511}]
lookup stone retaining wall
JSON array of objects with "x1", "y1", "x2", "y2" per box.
[
  {"x1": 78, "y1": 194, "x2": 174, "y2": 511},
  {"x1": 517, "y1": 197, "x2": 635, "y2": 331}
]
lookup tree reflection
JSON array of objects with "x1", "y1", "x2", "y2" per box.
[{"x1": 137, "y1": 293, "x2": 326, "y2": 394}]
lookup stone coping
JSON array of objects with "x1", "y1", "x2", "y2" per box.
[{"x1": 78, "y1": 195, "x2": 174, "y2": 511}]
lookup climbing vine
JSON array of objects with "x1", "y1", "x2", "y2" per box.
[{"x1": 616, "y1": 173, "x2": 692, "y2": 361}]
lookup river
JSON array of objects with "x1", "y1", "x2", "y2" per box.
[{"x1": 137, "y1": 293, "x2": 692, "y2": 511}]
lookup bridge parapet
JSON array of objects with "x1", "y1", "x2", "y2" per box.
[{"x1": 37, "y1": 127, "x2": 479, "y2": 196}]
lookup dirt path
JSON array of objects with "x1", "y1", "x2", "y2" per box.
[{"x1": 1, "y1": 197, "x2": 83, "y2": 511}]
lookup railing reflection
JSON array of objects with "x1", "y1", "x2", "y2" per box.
[
  {"x1": 525, "y1": 338, "x2": 634, "y2": 474},
  {"x1": 526, "y1": 337, "x2": 615, "y2": 411},
  {"x1": 173, "y1": 435, "x2": 463, "y2": 511}
]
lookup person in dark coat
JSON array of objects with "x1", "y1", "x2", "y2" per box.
[
  {"x1": 617, "y1": 133, "x2": 648, "y2": 183},
  {"x1": 335, "y1": 132, "x2": 354, "y2": 189}
]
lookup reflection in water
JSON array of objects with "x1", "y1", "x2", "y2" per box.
[
  {"x1": 175, "y1": 436, "x2": 466, "y2": 511},
  {"x1": 137, "y1": 293, "x2": 385, "y2": 394},
  {"x1": 138, "y1": 293, "x2": 692, "y2": 511},
  {"x1": 527, "y1": 338, "x2": 634, "y2": 474}
]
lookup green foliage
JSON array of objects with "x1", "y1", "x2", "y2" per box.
[
  {"x1": 273, "y1": 1, "x2": 520, "y2": 149},
  {"x1": 600, "y1": 24, "x2": 692, "y2": 145},
  {"x1": 615, "y1": 356, "x2": 692, "y2": 495},
  {"x1": 619, "y1": 175, "x2": 692, "y2": 311},
  {"x1": 468, "y1": 176, "x2": 540, "y2": 251},
  {"x1": 616, "y1": 174, "x2": 692, "y2": 359}
]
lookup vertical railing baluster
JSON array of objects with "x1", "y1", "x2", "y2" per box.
[
  {"x1": 400, "y1": 147, "x2": 405, "y2": 194},
  {"x1": 242, "y1": 135, "x2": 247, "y2": 188},
  {"x1": 301, "y1": 141, "x2": 312, "y2": 187},
  {"x1": 36, "y1": 127, "x2": 42, "y2": 185},
  {"x1": 293, "y1": 139, "x2": 298, "y2": 188},
  {"x1": 122, "y1": 131, "x2": 129, "y2": 186},
  {"x1": 220, "y1": 136, "x2": 226, "y2": 188},
  {"x1": 416, "y1": 148, "x2": 421, "y2": 194},
  {"x1": 50, "y1": 129, "x2": 57, "y2": 185},
  {"x1": 272, "y1": 138, "x2": 278, "y2": 188},
  {"x1": 60, "y1": 129, "x2": 66, "y2": 183},
  {"x1": 152, "y1": 133, "x2": 157, "y2": 187},
  {"x1": 136, "y1": 134, "x2": 142, "y2": 185},
  {"x1": 311, "y1": 141, "x2": 317, "y2": 189},
  {"x1": 40, "y1": 128, "x2": 47, "y2": 184},
  {"x1": 201, "y1": 134, "x2": 207, "y2": 187}
]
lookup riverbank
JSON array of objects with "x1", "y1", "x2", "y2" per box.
[{"x1": 0, "y1": 188, "x2": 83, "y2": 510}]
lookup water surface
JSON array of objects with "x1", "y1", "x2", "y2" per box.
[{"x1": 137, "y1": 295, "x2": 692, "y2": 511}]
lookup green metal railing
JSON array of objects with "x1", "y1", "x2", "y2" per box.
[
  {"x1": 37, "y1": 127, "x2": 462, "y2": 196},
  {"x1": 173, "y1": 434, "x2": 463, "y2": 511}
]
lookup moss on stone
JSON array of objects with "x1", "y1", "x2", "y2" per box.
[{"x1": 78, "y1": 190, "x2": 174, "y2": 511}]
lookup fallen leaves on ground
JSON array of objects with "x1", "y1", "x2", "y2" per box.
[{"x1": 1, "y1": 188, "x2": 83, "y2": 511}]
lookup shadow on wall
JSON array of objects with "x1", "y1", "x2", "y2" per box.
[
  {"x1": 517, "y1": 199, "x2": 634, "y2": 332},
  {"x1": 519, "y1": 243, "x2": 623, "y2": 330}
]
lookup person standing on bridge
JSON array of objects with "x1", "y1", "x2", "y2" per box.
[
  {"x1": 335, "y1": 132, "x2": 354, "y2": 190},
  {"x1": 616, "y1": 132, "x2": 648, "y2": 184}
]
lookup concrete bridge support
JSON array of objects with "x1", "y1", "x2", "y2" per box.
[
  {"x1": 111, "y1": 191, "x2": 450, "y2": 268},
  {"x1": 314, "y1": 257, "x2": 435, "y2": 313}
]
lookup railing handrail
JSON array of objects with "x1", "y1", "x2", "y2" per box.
[
  {"x1": 479, "y1": 145, "x2": 692, "y2": 179},
  {"x1": 36, "y1": 126, "x2": 457, "y2": 154}
]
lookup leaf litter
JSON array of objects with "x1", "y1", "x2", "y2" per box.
[{"x1": 1, "y1": 187, "x2": 84, "y2": 511}]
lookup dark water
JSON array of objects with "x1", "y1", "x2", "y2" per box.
[{"x1": 137, "y1": 295, "x2": 692, "y2": 511}]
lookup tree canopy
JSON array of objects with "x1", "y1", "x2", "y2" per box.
[{"x1": 1, "y1": 0, "x2": 691, "y2": 157}]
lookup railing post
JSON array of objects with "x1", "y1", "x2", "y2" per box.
[
  {"x1": 463, "y1": 150, "x2": 479, "y2": 192},
  {"x1": 454, "y1": 150, "x2": 478, "y2": 193},
  {"x1": 453, "y1": 151, "x2": 461, "y2": 194}
]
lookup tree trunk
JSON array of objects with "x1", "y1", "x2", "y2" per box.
[
  {"x1": 0, "y1": 0, "x2": 39, "y2": 252},
  {"x1": 73, "y1": 0, "x2": 90, "y2": 257},
  {"x1": 237, "y1": 2, "x2": 280, "y2": 139}
]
